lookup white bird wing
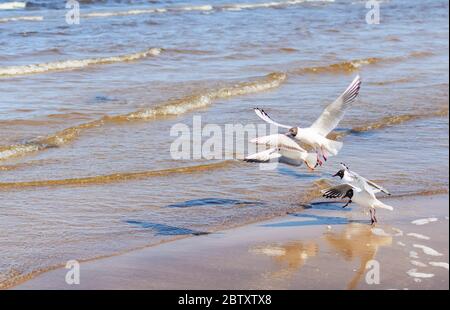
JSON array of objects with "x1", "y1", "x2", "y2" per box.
[
  {"x1": 321, "y1": 183, "x2": 362, "y2": 199},
  {"x1": 365, "y1": 179, "x2": 391, "y2": 195},
  {"x1": 351, "y1": 171, "x2": 391, "y2": 195},
  {"x1": 250, "y1": 134, "x2": 307, "y2": 152},
  {"x1": 244, "y1": 148, "x2": 281, "y2": 162},
  {"x1": 278, "y1": 148, "x2": 318, "y2": 169},
  {"x1": 254, "y1": 108, "x2": 292, "y2": 129},
  {"x1": 245, "y1": 148, "x2": 305, "y2": 167},
  {"x1": 310, "y1": 75, "x2": 362, "y2": 136},
  {"x1": 339, "y1": 163, "x2": 391, "y2": 195}
]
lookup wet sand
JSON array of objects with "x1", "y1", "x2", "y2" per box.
[{"x1": 14, "y1": 194, "x2": 449, "y2": 290}]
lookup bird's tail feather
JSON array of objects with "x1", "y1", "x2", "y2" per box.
[{"x1": 374, "y1": 201, "x2": 394, "y2": 211}]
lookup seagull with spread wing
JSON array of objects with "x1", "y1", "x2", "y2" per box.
[
  {"x1": 254, "y1": 75, "x2": 361, "y2": 165},
  {"x1": 321, "y1": 163, "x2": 393, "y2": 225}
]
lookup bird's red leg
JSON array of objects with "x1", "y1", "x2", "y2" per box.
[{"x1": 316, "y1": 148, "x2": 323, "y2": 166}]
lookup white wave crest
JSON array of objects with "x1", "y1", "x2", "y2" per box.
[
  {"x1": 0, "y1": 15, "x2": 42, "y2": 23},
  {"x1": 0, "y1": 144, "x2": 40, "y2": 161},
  {"x1": 84, "y1": 8, "x2": 167, "y2": 18},
  {"x1": 222, "y1": 0, "x2": 333, "y2": 11},
  {"x1": 0, "y1": 1, "x2": 26, "y2": 10},
  {"x1": 180, "y1": 5, "x2": 213, "y2": 11},
  {"x1": 84, "y1": 1, "x2": 334, "y2": 18},
  {"x1": 0, "y1": 48, "x2": 162, "y2": 77}
]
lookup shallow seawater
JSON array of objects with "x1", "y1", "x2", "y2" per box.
[{"x1": 0, "y1": 0, "x2": 448, "y2": 287}]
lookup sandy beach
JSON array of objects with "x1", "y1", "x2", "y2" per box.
[{"x1": 14, "y1": 194, "x2": 449, "y2": 290}]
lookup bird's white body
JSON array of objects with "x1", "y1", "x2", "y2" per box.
[
  {"x1": 350, "y1": 188, "x2": 391, "y2": 211},
  {"x1": 322, "y1": 164, "x2": 393, "y2": 224},
  {"x1": 294, "y1": 127, "x2": 343, "y2": 156}
]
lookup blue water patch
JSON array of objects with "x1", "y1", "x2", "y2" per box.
[
  {"x1": 165, "y1": 198, "x2": 265, "y2": 208},
  {"x1": 125, "y1": 220, "x2": 209, "y2": 236},
  {"x1": 93, "y1": 94, "x2": 126, "y2": 104}
]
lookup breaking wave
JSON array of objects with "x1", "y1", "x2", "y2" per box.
[
  {"x1": 0, "y1": 15, "x2": 43, "y2": 23},
  {"x1": 291, "y1": 52, "x2": 434, "y2": 75},
  {"x1": 83, "y1": 0, "x2": 334, "y2": 18},
  {"x1": 0, "y1": 47, "x2": 161, "y2": 77},
  {"x1": 0, "y1": 1, "x2": 26, "y2": 10},
  {"x1": 0, "y1": 160, "x2": 240, "y2": 189},
  {"x1": 328, "y1": 106, "x2": 449, "y2": 141}
]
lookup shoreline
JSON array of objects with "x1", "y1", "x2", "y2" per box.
[{"x1": 12, "y1": 193, "x2": 449, "y2": 290}]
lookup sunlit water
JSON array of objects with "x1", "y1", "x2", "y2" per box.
[{"x1": 0, "y1": 0, "x2": 448, "y2": 287}]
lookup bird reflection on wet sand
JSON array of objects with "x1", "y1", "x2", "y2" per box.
[
  {"x1": 250, "y1": 241, "x2": 318, "y2": 282},
  {"x1": 325, "y1": 223, "x2": 392, "y2": 289},
  {"x1": 249, "y1": 223, "x2": 392, "y2": 289}
]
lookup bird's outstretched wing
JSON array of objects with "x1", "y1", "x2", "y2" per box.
[
  {"x1": 353, "y1": 172, "x2": 391, "y2": 195},
  {"x1": 321, "y1": 183, "x2": 361, "y2": 199},
  {"x1": 340, "y1": 163, "x2": 391, "y2": 195},
  {"x1": 250, "y1": 133, "x2": 306, "y2": 152},
  {"x1": 310, "y1": 75, "x2": 361, "y2": 136},
  {"x1": 364, "y1": 179, "x2": 391, "y2": 195},
  {"x1": 254, "y1": 108, "x2": 292, "y2": 129},
  {"x1": 244, "y1": 148, "x2": 305, "y2": 167},
  {"x1": 244, "y1": 148, "x2": 281, "y2": 163},
  {"x1": 248, "y1": 135, "x2": 317, "y2": 168}
]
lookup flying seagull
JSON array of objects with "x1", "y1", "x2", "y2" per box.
[
  {"x1": 254, "y1": 75, "x2": 361, "y2": 165},
  {"x1": 321, "y1": 164, "x2": 393, "y2": 225}
]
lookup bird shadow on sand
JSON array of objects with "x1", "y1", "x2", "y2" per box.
[
  {"x1": 301, "y1": 201, "x2": 353, "y2": 212},
  {"x1": 262, "y1": 213, "x2": 369, "y2": 228},
  {"x1": 262, "y1": 201, "x2": 370, "y2": 228},
  {"x1": 165, "y1": 198, "x2": 265, "y2": 208},
  {"x1": 125, "y1": 220, "x2": 210, "y2": 236}
]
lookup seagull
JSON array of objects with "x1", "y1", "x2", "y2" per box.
[
  {"x1": 333, "y1": 163, "x2": 391, "y2": 195},
  {"x1": 244, "y1": 134, "x2": 318, "y2": 169},
  {"x1": 321, "y1": 165, "x2": 393, "y2": 225},
  {"x1": 254, "y1": 75, "x2": 361, "y2": 165}
]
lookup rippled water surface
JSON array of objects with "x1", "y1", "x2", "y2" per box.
[{"x1": 0, "y1": 0, "x2": 448, "y2": 287}]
